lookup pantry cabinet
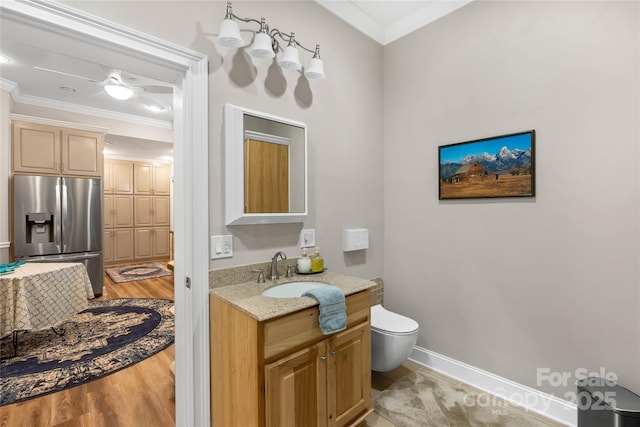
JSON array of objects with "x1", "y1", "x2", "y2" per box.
[
  {"x1": 210, "y1": 290, "x2": 372, "y2": 427},
  {"x1": 103, "y1": 158, "x2": 171, "y2": 265},
  {"x1": 12, "y1": 121, "x2": 103, "y2": 177},
  {"x1": 103, "y1": 228, "x2": 134, "y2": 263},
  {"x1": 104, "y1": 159, "x2": 134, "y2": 194}
]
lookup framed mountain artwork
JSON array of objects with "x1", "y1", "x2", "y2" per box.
[{"x1": 439, "y1": 130, "x2": 535, "y2": 200}]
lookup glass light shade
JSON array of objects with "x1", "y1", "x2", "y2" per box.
[
  {"x1": 104, "y1": 84, "x2": 134, "y2": 100},
  {"x1": 278, "y1": 45, "x2": 301, "y2": 70},
  {"x1": 304, "y1": 57, "x2": 325, "y2": 80},
  {"x1": 217, "y1": 19, "x2": 244, "y2": 48},
  {"x1": 249, "y1": 32, "x2": 275, "y2": 59}
]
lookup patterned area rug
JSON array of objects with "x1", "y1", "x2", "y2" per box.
[
  {"x1": 373, "y1": 370, "x2": 555, "y2": 426},
  {"x1": 0, "y1": 298, "x2": 174, "y2": 406},
  {"x1": 106, "y1": 262, "x2": 173, "y2": 283}
]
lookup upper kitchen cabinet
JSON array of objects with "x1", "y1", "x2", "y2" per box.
[
  {"x1": 12, "y1": 120, "x2": 103, "y2": 177},
  {"x1": 104, "y1": 159, "x2": 134, "y2": 194},
  {"x1": 134, "y1": 162, "x2": 171, "y2": 195}
]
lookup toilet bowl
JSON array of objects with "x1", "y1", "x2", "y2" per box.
[{"x1": 370, "y1": 304, "x2": 419, "y2": 372}]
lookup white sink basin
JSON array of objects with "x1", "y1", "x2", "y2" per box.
[{"x1": 262, "y1": 281, "x2": 328, "y2": 298}]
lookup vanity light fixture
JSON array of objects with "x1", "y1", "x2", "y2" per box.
[
  {"x1": 216, "y1": 1, "x2": 325, "y2": 80},
  {"x1": 0, "y1": 54, "x2": 11, "y2": 64}
]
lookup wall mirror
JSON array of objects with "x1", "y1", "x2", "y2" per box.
[{"x1": 224, "y1": 104, "x2": 308, "y2": 225}]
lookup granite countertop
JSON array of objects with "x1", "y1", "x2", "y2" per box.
[{"x1": 210, "y1": 270, "x2": 376, "y2": 321}]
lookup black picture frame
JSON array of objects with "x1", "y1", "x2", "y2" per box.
[{"x1": 439, "y1": 130, "x2": 535, "y2": 200}]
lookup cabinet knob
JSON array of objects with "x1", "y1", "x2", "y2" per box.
[
  {"x1": 331, "y1": 350, "x2": 337, "y2": 357},
  {"x1": 320, "y1": 355, "x2": 327, "y2": 362}
]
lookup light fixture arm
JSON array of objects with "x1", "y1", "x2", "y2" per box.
[{"x1": 218, "y1": 2, "x2": 325, "y2": 79}]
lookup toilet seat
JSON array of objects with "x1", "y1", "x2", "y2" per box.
[{"x1": 371, "y1": 304, "x2": 419, "y2": 336}]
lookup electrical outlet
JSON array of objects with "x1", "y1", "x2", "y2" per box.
[
  {"x1": 300, "y1": 229, "x2": 316, "y2": 248},
  {"x1": 211, "y1": 235, "x2": 233, "y2": 259}
]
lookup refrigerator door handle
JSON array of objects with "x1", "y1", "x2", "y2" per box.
[
  {"x1": 55, "y1": 177, "x2": 63, "y2": 252},
  {"x1": 61, "y1": 177, "x2": 68, "y2": 253},
  {"x1": 19, "y1": 252, "x2": 101, "y2": 262}
]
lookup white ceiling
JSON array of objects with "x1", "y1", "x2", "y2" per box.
[
  {"x1": 0, "y1": 1, "x2": 471, "y2": 159},
  {"x1": 316, "y1": 0, "x2": 473, "y2": 45}
]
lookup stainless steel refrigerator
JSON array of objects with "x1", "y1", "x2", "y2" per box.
[{"x1": 13, "y1": 175, "x2": 103, "y2": 296}]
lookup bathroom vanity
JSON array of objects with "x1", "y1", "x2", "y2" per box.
[{"x1": 210, "y1": 272, "x2": 375, "y2": 427}]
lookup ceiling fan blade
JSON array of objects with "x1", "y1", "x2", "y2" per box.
[
  {"x1": 33, "y1": 66, "x2": 102, "y2": 83},
  {"x1": 138, "y1": 84, "x2": 173, "y2": 94}
]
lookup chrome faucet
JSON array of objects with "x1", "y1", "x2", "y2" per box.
[{"x1": 269, "y1": 251, "x2": 287, "y2": 281}]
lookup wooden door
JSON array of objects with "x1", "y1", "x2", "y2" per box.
[
  {"x1": 12, "y1": 121, "x2": 61, "y2": 174},
  {"x1": 113, "y1": 228, "x2": 134, "y2": 262},
  {"x1": 134, "y1": 228, "x2": 153, "y2": 259},
  {"x1": 153, "y1": 163, "x2": 171, "y2": 195},
  {"x1": 152, "y1": 196, "x2": 170, "y2": 226},
  {"x1": 134, "y1": 196, "x2": 153, "y2": 227},
  {"x1": 61, "y1": 129, "x2": 103, "y2": 177},
  {"x1": 244, "y1": 139, "x2": 289, "y2": 213},
  {"x1": 113, "y1": 195, "x2": 134, "y2": 227},
  {"x1": 134, "y1": 163, "x2": 153, "y2": 194},
  {"x1": 103, "y1": 230, "x2": 114, "y2": 263},
  {"x1": 265, "y1": 341, "x2": 328, "y2": 427},
  {"x1": 153, "y1": 228, "x2": 171, "y2": 257},
  {"x1": 328, "y1": 323, "x2": 371, "y2": 427},
  {"x1": 111, "y1": 160, "x2": 134, "y2": 194},
  {"x1": 104, "y1": 159, "x2": 113, "y2": 194},
  {"x1": 104, "y1": 195, "x2": 113, "y2": 228}
]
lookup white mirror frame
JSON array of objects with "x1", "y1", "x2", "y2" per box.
[{"x1": 224, "y1": 104, "x2": 308, "y2": 225}]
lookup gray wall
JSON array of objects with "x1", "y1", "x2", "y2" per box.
[
  {"x1": 64, "y1": 0, "x2": 386, "y2": 280},
  {"x1": 383, "y1": 0, "x2": 640, "y2": 399}
]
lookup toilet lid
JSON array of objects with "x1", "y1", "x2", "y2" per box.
[{"x1": 371, "y1": 304, "x2": 419, "y2": 334}]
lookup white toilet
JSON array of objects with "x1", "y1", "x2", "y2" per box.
[{"x1": 370, "y1": 304, "x2": 419, "y2": 372}]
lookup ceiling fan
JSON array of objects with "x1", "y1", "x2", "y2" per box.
[{"x1": 33, "y1": 66, "x2": 172, "y2": 104}]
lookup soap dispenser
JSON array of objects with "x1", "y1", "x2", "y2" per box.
[
  {"x1": 297, "y1": 249, "x2": 311, "y2": 273},
  {"x1": 311, "y1": 247, "x2": 324, "y2": 273}
]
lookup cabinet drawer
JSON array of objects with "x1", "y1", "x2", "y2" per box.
[{"x1": 263, "y1": 290, "x2": 370, "y2": 361}]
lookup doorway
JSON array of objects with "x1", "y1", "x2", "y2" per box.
[{"x1": 0, "y1": 2, "x2": 210, "y2": 425}]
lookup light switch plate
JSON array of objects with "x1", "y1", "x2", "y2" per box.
[
  {"x1": 300, "y1": 229, "x2": 316, "y2": 248},
  {"x1": 211, "y1": 235, "x2": 233, "y2": 259}
]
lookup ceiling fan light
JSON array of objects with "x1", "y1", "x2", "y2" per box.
[
  {"x1": 249, "y1": 32, "x2": 275, "y2": 59},
  {"x1": 278, "y1": 45, "x2": 301, "y2": 70},
  {"x1": 105, "y1": 84, "x2": 134, "y2": 100},
  {"x1": 217, "y1": 18, "x2": 244, "y2": 48}
]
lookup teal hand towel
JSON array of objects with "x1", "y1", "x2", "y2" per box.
[{"x1": 302, "y1": 285, "x2": 346, "y2": 335}]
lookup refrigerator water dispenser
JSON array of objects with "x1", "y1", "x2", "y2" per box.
[{"x1": 26, "y1": 213, "x2": 54, "y2": 244}]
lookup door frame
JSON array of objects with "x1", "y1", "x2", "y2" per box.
[{"x1": 0, "y1": 1, "x2": 210, "y2": 425}]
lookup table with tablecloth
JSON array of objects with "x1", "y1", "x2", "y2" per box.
[{"x1": 0, "y1": 262, "x2": 95, "y2": 338}]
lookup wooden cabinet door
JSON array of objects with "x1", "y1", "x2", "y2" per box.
[
  {"x1": 153, "y1": 228, "x2": 170, "y2": 257},
  {"x1": 134, "y1": 163, "x2": 153, "y2": 194},
  {"x1": 153, "y1": 196, "x2": 170, "y2": 226},
  {"x1": 113, "y1": 195, "x2": 134, "y2": 227},
  {"x1": 12, "y1": 121, "x2": 61, "y2": 174},
  {"x1": 104, "y1": 230, "x2": 114, "y2": 263},
  {"x1": 104, "y1": 195, "x2": 113, "y2": 228},
  {"x1": 266, "y1": 341, "x2": 328, "y2": 427},
  {"x1": 244, "y1": 139, "x2": 289, "y2": 213},
  {"x1": 134, "y1": 196, "x2": 153, "y2": 227},
  {"x1": 153, "y1": 163, "x2": 171, "y2": 195},
  {"x1": 113, "y1": 228, "x2": 134, "y2": 262},
  {"x1": 134, "y1": 228, "x2": 153, "y2": 259},
  {"x1": 109, "y1": 160, "x2": 134, "y2": 194},
  {"x1": 328, "y1": 323, "x2": 371, "y2": 427},
  {"x1": 61, "y1": 129, "x2": 103, "y2": 177}
]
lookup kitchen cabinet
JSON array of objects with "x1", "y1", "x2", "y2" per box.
[
  {"x1": 12, "y1": 121, "x2": 103, "y2": 177},
  {"x1": 104, "y1": 228, "x2": 134, "y2": 264},
  {"x1": 103, "y1": 159, "x2": 134, "y2": 194},
  {"x1": 133, "y1": 227, "x2": 170, "y2": 259},
  {"x1": 104, "y1": 195, "x2": 134, "y2": 228},
  {"x1": 210, "y1": 290, "x2": 372, "y2": 427},
  {"x1": 134, "y1": 162, "x2": 170, "y2": 195},
  {"x1": 134, "y1": 195, "x2": 170, "y2": 227}
]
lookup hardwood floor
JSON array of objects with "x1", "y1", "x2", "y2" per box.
[{"x1": 0, "y1": 272, "x2": 176, "y2": 427}]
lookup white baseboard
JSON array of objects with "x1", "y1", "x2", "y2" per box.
[
  {"x1": 409, "y1": 346, "x2": 577, "y2": 426},
  {"x1": 0, "y1": 241, "x2": 10, "y2": 249}
]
